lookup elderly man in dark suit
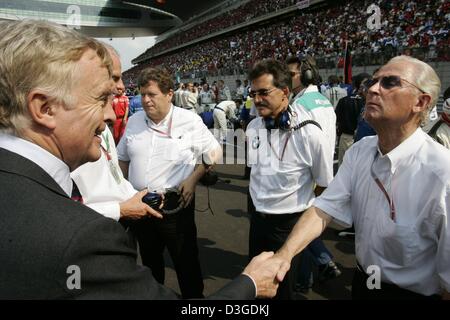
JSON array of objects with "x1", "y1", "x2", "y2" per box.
[{"x1": 0, "y1": 19, "x2": 285, "y2": 299}]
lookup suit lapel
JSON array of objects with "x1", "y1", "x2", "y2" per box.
[{"x1": 0, "y1": 148, "x2": 69, "y2": 199}]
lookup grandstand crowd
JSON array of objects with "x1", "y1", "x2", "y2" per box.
[{"x1": 123, "y1": 0, "x2": 449, "y2": 84}]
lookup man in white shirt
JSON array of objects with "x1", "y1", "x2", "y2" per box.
[
  {"x1": 71, "y1": 45, "x2": 162, "y2": 222},
  {"x1": 180, "y1": 82, "x2": 198, "y2": 112},
  {"x1": 287, "y1": 55, "x2": 337, "y2": 158},
  {"x1": 217, "y1": 79, "x2": 232, "y2": 102},
  {"x1": 286, "y1": 56, "x2": 341, "y2": 288},
  {"x1": 323, "y1": 75, "x2": 348, "y2": 109},
  {"x1": 276, "y1": 56, "x2": 450, "y2": 300},
  {"x1": 173, "y1": 82, "x2": 184, "y2": 107},
  {"x1": 117, "y1": 67, "x2": 222, "y2": 299},
  {"x1": 246, "y1": 59, "x2": 334, "y2": 299},
  {"x1": 198, "y1": 83, "x2": 216, "y2": 113}
]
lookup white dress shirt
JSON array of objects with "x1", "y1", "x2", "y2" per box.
[
  {"x1": 246, "y1": 109, "x2": 333, "y2": 214},
  {"x1": 0, "y1": 134, "x2": 72, "y2": 196},
  {"x1": 71, "y1": 126, "x2": 137, "y2": 221},
  {"x1": 314, "y1": 128, "x2": 450, "y2": 295},
  {"x1": 117, "y1": 105, "x2": 220, "y2": 191}
]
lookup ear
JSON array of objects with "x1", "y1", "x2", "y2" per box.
[
  {"x1": 412, "y1": 93, "x2": 432, "y2": 115},
  {"x1": 281, "y1": 87, "x2": 290, "y2": 100},
  {"x1": 166, "y1": 89, "x2": 174, "y2": 103},
  {"x1": 27, "y1": 90, "x2": 57, "y2": 130}
]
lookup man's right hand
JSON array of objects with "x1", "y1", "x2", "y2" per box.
[
  {"x1": 119, "y1": 190, "x2": 163, "y2": 219},
  {"x1": 242, "y1": 251, "x2": 289, "y2": 298}
]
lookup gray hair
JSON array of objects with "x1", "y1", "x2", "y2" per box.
[
  {"x1": 0, "y1": 19, "x2": 112, "y2": 135},
  {"x1": 387, "y1": 55, "x2": 441, "y2": 125}
]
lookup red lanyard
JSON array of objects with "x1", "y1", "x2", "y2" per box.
[
  {"x1": 101, "y1": 133, "x2": 111, "y2": 160},
  {"x1": 267, "y1": 130, "x2": 292, "y2": 162},
  {"x1": 370, "y1": 151, "x2": 396, "y2": 222},
  {"x1": 146, "y1": 112, "x2": 173, "y2": 138}
]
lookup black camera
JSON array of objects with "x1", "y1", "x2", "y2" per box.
[{"x1": 142, "y1": 192, "x2": 163, "y2": 210}]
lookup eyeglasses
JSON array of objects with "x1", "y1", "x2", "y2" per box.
[
  {"x1": 365, "y1": 75, "x2": 426, "y2": 93},
  {"x1": 248, "y1": 87, "x2": 278, "y2": 99}
]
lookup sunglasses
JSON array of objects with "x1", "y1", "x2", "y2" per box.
[
  {"x1": 248, "y1": 87, "x2": 278, "y2": 99},
  {"x1": 365, "y1": 75, "x2": 426, "y2": 93}
]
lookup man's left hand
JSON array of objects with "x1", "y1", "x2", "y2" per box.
[{"x1": 178, "y1": 177, "x2": 196, "y2": 208}]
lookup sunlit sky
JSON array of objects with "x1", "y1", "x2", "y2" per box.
[{"x1": 96, "y1": 36, "x2": 157, "y2": 71}]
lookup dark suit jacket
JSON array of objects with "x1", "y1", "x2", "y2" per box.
[{"x1": 0, "y1": 148, "x2": 255, "y2": 299}]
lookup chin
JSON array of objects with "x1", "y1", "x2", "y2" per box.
[{"x1": 86, "y1": 145, "x2": 102, "y2": 162}]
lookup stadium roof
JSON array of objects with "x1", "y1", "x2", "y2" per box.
[
  {"x1": 0, "y1": 0, "x2": 225, "y2": 38},
  {"x1": 127, "y1": 0, "x2": 226, "y2": 22}
]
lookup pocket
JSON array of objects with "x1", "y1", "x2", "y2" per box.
[
  {"x1": 375, "y1": 214, "x2": 419, "y2": 266},
  {"x1": 164, "y1": 138, "x2": 193, "y2": 162}
]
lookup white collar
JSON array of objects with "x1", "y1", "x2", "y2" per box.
[
  {"x1": 146, "y1": 104, "x2": 174, "y2": 128},
  {"x1": 377, "y1": 128, "x2": 425, "y2": 174},
  {"x1": 0, "y1": 133, "x2": 72, "y2": 196},
  {"x1": 295, "y1": 85, "x2": 318, "y2": 99}
]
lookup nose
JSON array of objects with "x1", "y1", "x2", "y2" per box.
[
  {"x1": 116, "y1": 78, "x2": 125, "y2": 93},
  {"x1": 104, "y1": 101, "x2": 117, "y2": 124}
]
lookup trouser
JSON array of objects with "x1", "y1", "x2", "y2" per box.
[
  {"x1": 295, "y1": 238, "x2": 333, "y2": 290},
  {"x1": 130, "y1": 199, "x2": 204, "y2": 299},
  {"x1": 338, "y1": 133, "x2": 354, "y2": 167},
  {"x1": 351, "y1": 263, "x2": 440, "y2": 300},
  {"x1": 213, "y1": 109, "x2": 228, "y2": 142},
  {"x1": 248, "y1": 194, "x2": 309, "y2": 300}
]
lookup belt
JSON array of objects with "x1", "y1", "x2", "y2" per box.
[
  {"x1": 214, "y1": 107, "x2": 225, "y2": 112},
  {"x1": 254, "y1": 211, "x2": 303, "y2": 219},
  {"x1": 184, "y1": 107, "x2": 193, "y2": 110},
  {"x1": 160, "y1": 188, "x2": 184, "y2": 215}
]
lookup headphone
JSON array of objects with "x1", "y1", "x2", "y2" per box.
[
  {"x1": 300, "y1": 57, "x2": 316, "y2": 86},
  {"x1": 263, "y1": 107, "x2": 292, "y2": 130}
]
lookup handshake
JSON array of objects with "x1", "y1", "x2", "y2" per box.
[{"x1": 242, "y1": 251, "x2": 291, "y2": 298}]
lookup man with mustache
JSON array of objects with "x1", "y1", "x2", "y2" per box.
[
  {"x1": 276, "y1": 56, "x2": 450, "y2": 300},
  {"x1": 245, "y1": 59, "x2": 333, "y2": 299}
]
